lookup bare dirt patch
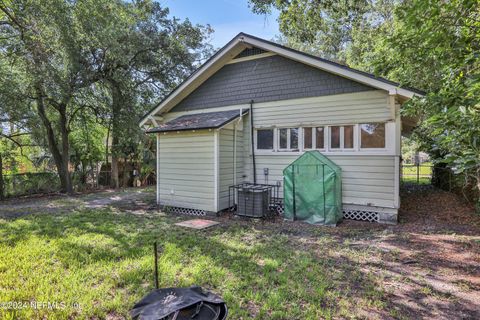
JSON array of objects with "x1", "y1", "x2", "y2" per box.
[
  {"x1": 217, "y1": 187, "x2": 480, "y2": 319},
  {"x1": 1, "y1": 186, "x2": 478, "y2": 319},
  {"x1": 0, "y1": 187, "x2": 156, "y2": 219}
]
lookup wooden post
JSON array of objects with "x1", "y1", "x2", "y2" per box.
[{"x1": 417, "y1": 163, "x2": 420, "y2": 184}]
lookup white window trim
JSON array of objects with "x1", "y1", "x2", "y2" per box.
[
  {"x1": 254, "y1": 122, "x2": 393, "y2": 155},
  {"x1": 303, "y1": 127, "x2": 313, "y2": 150},
  {"x1": 254, "y1": 128, "x2": 275, "y2": 152},
  {"x1": 277, "y1": 127, "x2": 300, "y2": 151},
  {"x1": 328, "y1": 125, "x2": 356, "y2": 151},
  {"x1": 303, "y1": 127, "x2": 327, "y2": 151},
  {"x1": 358, "y1": 122, "x2": 389, "y2": 151}
]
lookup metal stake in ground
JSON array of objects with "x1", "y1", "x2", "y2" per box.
[{"x1": 154, "y1": 242, "x2": 159, "y2": 289}]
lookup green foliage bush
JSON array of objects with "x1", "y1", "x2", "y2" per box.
[{"x1": 3, "y1": 173, "x2": 60, "y2": 197}]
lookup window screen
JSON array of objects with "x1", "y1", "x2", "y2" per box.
[
  {"x1": 330, "y1": 126, "x2": 340, "y2": 149},
  {"x1": 290, "y1": 128, "x2": 299, "y2": 150},
  {"x1": 361, "y1": 123, "x2": 385, "y2": 148},
  {"x1": 344, "y1": 125, "x2": 354, "y2": 149},
  {"x1": 257, "y1": 129, "x2": 274, "y2": 149},
  {"x1": 303, "y1": 128, "x2": 312, "y2": 149},
  {"x1": 279, "y1": 128, "x2": 288, "y2": 149},
  {"x1": 315, "y1": 127, "x2": 324, "y2": 149}
]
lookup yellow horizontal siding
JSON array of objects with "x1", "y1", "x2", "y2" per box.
[
  {"x1": 158, "y1": 131, "x2": 215, "y2": 212},
  {"x1": 253, "y1": 90, "x2": 390, "y2": 127},
  {"x1": 219, "y1": 128, "x2": 240, "y2": 210},
  {"x1": 244, "y1": 154, "x2": 395, "y2": 208}
]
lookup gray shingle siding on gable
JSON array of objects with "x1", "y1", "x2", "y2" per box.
[{"x1": 171, "y1": 55, "x2": 375, "y2": 112}]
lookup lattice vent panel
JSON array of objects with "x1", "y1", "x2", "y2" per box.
[
  {"x1": 342, "y1": 209, "x2": 379, "y2": 222},
  {"x1": 165, "y1": 206, "x2": 206, "y2": 216},
  {"x1": 253, "y1": 202, "x2": 380, "y2": 223}
]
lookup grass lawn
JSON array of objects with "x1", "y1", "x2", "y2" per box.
[
  {"x1": 401, "y1": 164, "x2": 432, "y2": 185},
  {"x1": 1, "y1": 209, "x2": 363, "y2": 319},
  {"x1": 1, "y1": 188, "x2": 479, "y2": 319}
]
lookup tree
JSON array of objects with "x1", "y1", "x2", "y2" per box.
[
  {"x1": 250, "y1": 0, "x2": 480, "y2": 205},
  {"x1": 393, "y1": 0, "x2": 480, "y2": 202},
  {"x1": 0, "y1": 55, "x2": 37, "y2": 199},
  {"x1": 249, "y1": 0, "x2": 396, "y2": 63},
  {"x1": 1, "y1": 0, "x2": 213, "y2": 193},
  {"x1": 77, "y1": 0, "x2": 212, "y2": 188},
  {"x1": 0, "y1": 0, "x2": 102, "y2": 194}
]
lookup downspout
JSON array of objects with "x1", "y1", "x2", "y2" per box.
[
  {"x1": 156, "y1": 133, "x2": 160, "y2": 207},
  {"x1": 249, "y1": 100, "x2": 257, "y2": 184}
]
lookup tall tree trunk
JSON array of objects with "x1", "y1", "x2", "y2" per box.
[
  {"x1": 59, "y1": 106, "x2": 73, "y2": 194},
  {"x1": 111, "y1": 134, "x2": 119, "y2": 189},
  {"x1": 35, "y1": 90, "x2": 72, "y2": 194},
  {"x1": 109, "y1": 81, "x2": 122, "y2": 189},
  {"x1": 0, "y1": 153, "x2": 4, "y2": 200},
  {"x1": 476, "y1": 169, "x2": 480, "y2": 214},
  {"x1": 122, "y1": 156, "x2": 128, "y2": 187}
]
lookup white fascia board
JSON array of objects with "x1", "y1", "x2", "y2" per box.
[
  {"x1": 245, "y1": 37, "x2": 423, "y2": 99},
  {"x1": 140, "y1": 34, "x2": 423, "y2": 127}
]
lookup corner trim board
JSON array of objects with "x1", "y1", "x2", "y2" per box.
[{"x1": 213, "y1": 130, "x2": 219, "y2": 212}]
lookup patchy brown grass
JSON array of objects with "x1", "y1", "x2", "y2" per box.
[{"x1": 1, "y1": 186, "x2": 479, "y2": 319}]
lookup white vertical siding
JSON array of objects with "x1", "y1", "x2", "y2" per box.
[{"x1": 158, "y1": 130, "x2": 215, "y2": 212}]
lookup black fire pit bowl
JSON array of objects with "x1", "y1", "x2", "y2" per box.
[{"x1": 130, "y1": 286, "x2": 228, "y2": 320}]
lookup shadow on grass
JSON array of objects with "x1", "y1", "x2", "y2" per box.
[{"x1": 1, "y1": 207, "x2": 479, "y2": 319}]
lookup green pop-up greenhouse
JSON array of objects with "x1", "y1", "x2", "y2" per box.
[{"x1": 283, "y1": 151, "x2": 342, "y2": 226}]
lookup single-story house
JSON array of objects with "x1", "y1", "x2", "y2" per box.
[{"x1": 140, "y1": 33, "x2": 423, "y2": 224}]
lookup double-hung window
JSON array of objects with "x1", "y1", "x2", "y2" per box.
[{"x1": 278, "y1": 128, "x2": 299, "y2": 151}]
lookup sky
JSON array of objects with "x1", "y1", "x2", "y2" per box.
[{"x1": 160, "y1": 0, "x2": 280, "y2": 49}]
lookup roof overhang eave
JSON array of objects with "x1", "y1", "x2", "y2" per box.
[{"x1": 140, "y1": 33, "x2": 425, "y2": 127}]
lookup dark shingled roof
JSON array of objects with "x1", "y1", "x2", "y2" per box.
[{"x1": 146, "y1": 109, "x2": 249, "y2": 133}]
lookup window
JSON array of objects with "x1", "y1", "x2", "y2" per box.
[
  {"x1": 330, "y1": 125, "x2": 354, "y2": 150},
  {"x1": 255, "y1": 123, "x2": 387, "y2": 153},
  {"x1": 303, "y1": 128, "x2": 312, "y2": 149},
  {"x1": 290, "y1": 128, "x2": 299, "y2": 149},
  {"x1": 344, "y1": 125, "x2": 354, "y2": 149},
  {"x1": 278, "y1": 128, "x2": 299, "y2": 151},
  {"x1": 279, "y1": 128, "x2": 288, "y2": 149},
  {"x1": 360, "y1": 123, "x2": 385, "y2": 148},
  {"x1": 304, "y1": 127, "x2": 325, "y2": 150},
  {"x1": 257, "y1": 129, "x2": 274, "y2": 150},
  {"x1": 330, "y1": 126, "x2": 341, "y2": 149},
  {"x1": 315, "y1": 127, "x2": 325, "y2": 149}
]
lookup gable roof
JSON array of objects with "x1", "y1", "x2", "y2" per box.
[{"x1": 140, "y1": 33, "x2": 425, "y2": 127}]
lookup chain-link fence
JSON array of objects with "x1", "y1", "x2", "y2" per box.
[
  {"x1": 2, "y1": 172, "x2": 60, "y2": 198},
  {"x1": 401, "y1": 164, "x2": 433, "y2": 185}
]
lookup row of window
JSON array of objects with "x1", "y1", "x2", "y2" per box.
[{"x1": 256, "y1": 123, "x2": 386, "y2": 151}]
